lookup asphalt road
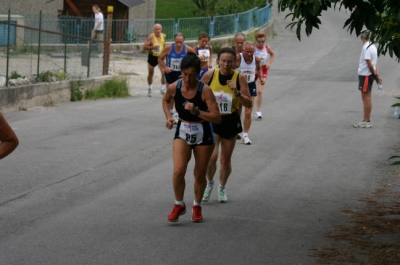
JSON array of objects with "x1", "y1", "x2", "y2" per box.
[{"x1": 1, "y1": 6, "x2": 400, "y2": 265}]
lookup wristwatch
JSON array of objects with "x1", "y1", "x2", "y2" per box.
[{"x1": 194, "y1": 106, "x2": 200, "y2": 116}]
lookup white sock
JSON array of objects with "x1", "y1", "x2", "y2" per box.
[
  {"x1": 242, "y1": 133, "x2": 248, "y2": 138},
  {"x1": 207, "y1": 180, "x2": 214, "y2": 187},
  {"x1": 148, "y1": 85, "x2": 152, "y2": 90},
  {"x1": 193, "y1": 200, "x2": 201, "y2": 207},
  {"x1": 175, "y1": 200, "x2": 184, "y2": 206}
]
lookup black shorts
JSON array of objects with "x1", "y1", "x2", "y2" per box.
[
  {"x1": 212, "y1": 111, "x2": 242, "y2": 139},
  {"x1": 147, "y1": 53, "x2": 159, "y2": 67},
  {"x1": 165, "y1": 71, "x2": 181, "y2": 84},
  {"x1": 248, "y1": 81, "x2": 257, "y2": 97},
  {"x1": 358, "y1": 75, "x2": 374, "y2": 93},
  {"x1": 174, "y1": 120, "x2": 215, "y2": 146}
]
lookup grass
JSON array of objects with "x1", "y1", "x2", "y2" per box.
[
  {"x1": 85, "y1": 76, "x2": 129, "y2": 100},
  {"x1": 156, "y1": 0, "x2": 199, "y2": 19}
]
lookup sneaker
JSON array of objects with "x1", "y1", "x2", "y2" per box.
[
  {"x1": 160, "y1": 87, "x2": 166, "y2": 95},
  {"x1": 255, "y1": 111, "x2": 262, "y2": 119},
  {"x1": 191, "y1": 206, "x2": 203, "y2": 222},
  {"x1": 236, "y1": 134, "x2": 241, "y2": 140},
  {"x1": 202, "y1": 184, "x2": 213, "y2": 202},
  {"x1": 147, "y1": 89, "x2": 152, "y2": 97},
  {"x1": 218, "y1": 189, "x2": 228, "y2": 203},
  {"x1": 242, "y1": 135, "x2": 252, "y2": 145},
  {"x1": 353, "y1": 120, "x2": 372, "y2": 128},
  {"x1": 167, "y1": 203, "x2": 186, "y2": 222}
]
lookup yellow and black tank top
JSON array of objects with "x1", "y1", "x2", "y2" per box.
[{"x1": 208, "y1": 69, "x2": 240, "y2": 115}]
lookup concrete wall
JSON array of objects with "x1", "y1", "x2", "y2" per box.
[
  {"x1": 0, "y1": 76, "x2": 112, "y2": 113},
  {"x1": 129, "y1": 0, "x2": 156, "y2": 20}
]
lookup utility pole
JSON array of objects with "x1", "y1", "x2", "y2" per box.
[{"x1": 103, "y1": 6, "x2": 113, "y2": 75}]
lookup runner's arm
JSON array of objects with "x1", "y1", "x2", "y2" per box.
[{"x1": 0, "y1": 113, "x2": 19, "y2": 159}]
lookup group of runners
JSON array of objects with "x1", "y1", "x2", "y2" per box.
[{"x1": 143, "y1": 24, "x2": 275, "y2": 223}]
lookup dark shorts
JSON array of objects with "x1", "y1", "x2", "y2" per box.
[
  {"x1": 358, "y1": 75, "x2": 374, "y2": 93},
  {"x1": 212, "y1": 111, "x2": 243, "y2": 139},
  {"x1": 95, "y1": 30, "x2": 103, "y2": 34},
  {"x1": 174, "y1": 120, "x2": 215, "y2": 146},
  {"x1": 165, "y1": 71, "x2": 181, "y2": 84},
  {"x1": 248, "y1": 81, "x2": 257, "y2": 97},
  {"x1": 147, "y1": 53, "x2": 159, "y2": 67},
  {"x1": 198, "y1": 68, "x2": 209, "y2": 80}
]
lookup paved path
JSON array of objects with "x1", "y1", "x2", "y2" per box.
[{"x1": 1, "y1": 5, "x2": 400, "y2": 265}]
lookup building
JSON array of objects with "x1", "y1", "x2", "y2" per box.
[
  {"x1": 1, "y1": 0, "x2": 155, "y2": 20},
  {"x1": 0, "y1": 0, "x2": 156, "y2": 45}
]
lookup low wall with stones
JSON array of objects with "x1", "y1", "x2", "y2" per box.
[{"x1": 0, "y1": 76, "x2": 112, "y2": 113}]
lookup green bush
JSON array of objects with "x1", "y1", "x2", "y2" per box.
[
  {"x1": 10, "y1": 71, "x2": 22, "y2": 79},
  {"x1": 85, "y1": 76, "x2": 129, "y2": 100},
  {"x1": 70, "y1": 77, "x2": 84, "y2": 102}
]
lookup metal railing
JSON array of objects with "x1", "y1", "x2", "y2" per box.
[{"x1": 0, "y1": 5, "x2": 272, "y2": 86}]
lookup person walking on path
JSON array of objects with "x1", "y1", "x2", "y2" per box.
[
  {"x1": 193, "y1": 32, "x2": 213, "y2": 80},
  {"x1": 254, "y1": 32, "x2": 275, "y2": 119},
  {"x1": 353, "y1": 30, "x2": 382, "y2": 128},
  {"x1": 143, "y1": 24, "x2": 166, "y2": 97},
  {"x1": 201, "y1": 47, "x2": 252, "y2": 203},
  {"x1": 158, "y1": 33, "x2": 195, "y2": 122},
  {"x1": 0, "y1": 113, "x2": 19, "y2": 159},
  {"x1": 91, "y1": 5, "x2": 104, "y2": 57},
  {"x1": 162, "y1": 52, "x2": 221, "y2": 222},
  {"x1": 236, "y1": 41, "x2": 264, "y2": 145}
]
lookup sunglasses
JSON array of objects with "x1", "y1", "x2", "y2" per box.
[{"x1": 257, "y1": 40, "x2": 265, "y2": 43}]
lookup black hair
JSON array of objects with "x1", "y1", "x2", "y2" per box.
[
  {"x1": 181, "y1": 52, "x2": 201, "y2": 75},
  {"x1": 217, "y1": 47, "x2": 236, "y2": 60}
]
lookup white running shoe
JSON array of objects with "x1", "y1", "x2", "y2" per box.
[
  {"x1": 353, "y1": 120, "x2": 372, "y2": 128},
  {"x1": 242, "y1": 136, "x2": 252, "y2": 145},
  {"x1": 218, "y1": 188, "x2": 228, "y2": 203},
  {"x1": 160, "y1": 87, "x2": 166, "y2": 95},
  {"x1": 202, "y1": 184, "x2": 213, "y2": 202},
  {"x1": 147, "y1": 89, "x2": 152, "y2": 97},
  {"x1": 255, "y1": 111, "x2": 262, "y2": 119}
]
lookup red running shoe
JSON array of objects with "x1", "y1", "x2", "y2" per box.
[
  {"x1": 191, "y1": 205, "x2": 203, "y2": 223},
  {"x1": 167, "y1": 203, "x2": 186, "y2": 222}
]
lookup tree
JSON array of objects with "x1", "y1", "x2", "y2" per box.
[
  {"x1": 278, "y1": 0, "x2": 400, "y2": 61},
  {"x1": 191, "y1": 0, "x2": 270, "y2": 16}
]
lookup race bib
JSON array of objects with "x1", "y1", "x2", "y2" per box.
[
  {"x1": 171, "y1": 58, "x2": 182, "y2": 71},
  {"x1": 178, "y1": 122, "x2": 204, "y2": 145},
  {"x1": 214, "y1": 91, "x2": 233, "y2": 114},
  {"x1": 255, "y1": 50, "x2": 269, "y2": 66},
  {"x1": 242, "y1": 69, "x2": 256, "y2": 83},
  {"x1": 198, "y1": 49, "x2": 210, "y2": 62},
  {"x1": 152, "y1": 46, "x2": 161, "y2": 55}
]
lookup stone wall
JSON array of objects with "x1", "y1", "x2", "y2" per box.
[{"x1": 0, "y1": 76, "x2": 112, "y2": 113}]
